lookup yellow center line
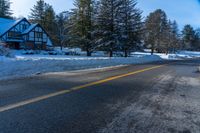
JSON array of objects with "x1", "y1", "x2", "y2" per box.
[{"x1": 0, "y1": 65, "x2": 165, "y2": 113}]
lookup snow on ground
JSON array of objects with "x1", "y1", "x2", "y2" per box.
[
  {"x1": 132, "y1": 51, "x2": 200, "y2": 60},
  {"x1": 0, "y1": 49, "x2": 200, "y2": 80},
  {"x1": 0, "y1": 53, "x2": 162, "y2": 80}
]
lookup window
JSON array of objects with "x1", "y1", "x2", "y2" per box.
[
  {"x1": 22, "y1": 24, "x2": 27, "y2": 30},
  {"x1": 8, "y1": 31, "x2": 21, "y2": 38},
  {"x1": 19, "y1": 24, "x2": 27, "y2": 31},
  {"x1": 35, "y1": 32, "x2": 43, "y2": 38}
]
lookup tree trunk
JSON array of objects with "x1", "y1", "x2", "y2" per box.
[
  {"x1": 166, "y1": 50, "x2": 168, "y2": 55},
  {"x1": 151, "y1": 48, "x2": 154, "y2": 55},
  {"x1": 86, "y1": 49, "x2": 92, "y2": 56},
  {"x1": 60, "y1": 42, "x2": 63, "y2": 51},
  {"x1": 109, "y1": 50, "x2": 113, "y2": 57},
  {"x1": 124, "y1": 49, "x2": 128, "y2": 57}
]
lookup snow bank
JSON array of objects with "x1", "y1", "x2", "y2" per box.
[
  {"x1": 1, "y1": 50, "x2": 200, "y2": 80},
  {"x1": 0, "y1": 54, "x2": 162, "y2": 80},
  {"x1": 177, "y1": 51, "x2": 200, "y2": 58},
  {"x1": 132, "y1": 51, "x2": 200, "y2": 60},
  {"x1": 0, "y1": 45, "x2": 13, "y2": 57}
]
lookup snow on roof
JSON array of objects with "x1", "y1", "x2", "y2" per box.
[
  {"x1": 0, "y1": 18, "x2": 15, "y2": 23},
  {"x1": 0, "y1": 18, "x2": 25, "y2": 36},
  {"x1": 22, "y1": 24, "x2": 38, "y2": 34}
]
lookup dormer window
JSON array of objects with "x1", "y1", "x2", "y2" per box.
[{"x1": 22, "y1": 24, "x2": 27, "y2": 30}]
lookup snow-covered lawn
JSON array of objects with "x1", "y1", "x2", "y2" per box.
[
  {"x1": 1, "y1": 50, "x2": 200, "y2": 80},
  {"x1": 0, "y1": 54, "x2": 162, "y2": 80}
]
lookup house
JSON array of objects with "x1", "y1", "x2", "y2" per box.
[{"x1": 0, "y1": 17, "x2": 53, "y2": 50}]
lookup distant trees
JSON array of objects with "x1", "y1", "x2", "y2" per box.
[
  {"x1": 145, "y1": 9, "x2": 168, "y2": 54},
  {"x1": 20, "y1": 0, "x2": 200, "y2": 54},
  {"x1": 169, "y1": 21, "x2": 180, "y2": 53},
  {"x1": 0, "y1": 0, "x2": 12, "y2": 18},
  {"x1": 194, "y1": 28, "x2": 200, "y2": 50},
  {"x1": 144, "y1": 9, "x2": 200, "y2": 53},
  {"x1": 161, "y1": 20, "x2": 180, "y2": 54},
  {"x1": 4, "y1": 0, "x2": 200, "y2": 55},
  {"x1": 144, "y1": 9, "x2": 180, "y2": 54},
  {"x1": 181, "y1": 24, "x2": 197, "y2": 50},
  {"x1": 181, "y1": 25, "x2": 200, "y2": 51}
]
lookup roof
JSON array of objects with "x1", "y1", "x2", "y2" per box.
[
  {"x1": 0, "y1": 18, "x2": 27, "y2": 37},
  {"x1": 21, "y1": 23, "x2": 51, "y2": 40},
  {"x1": 0, "y1": 18, "x2": 15, "y2": 23},
  {"x1": 21, "y1": 23, "x2": 38, "y2": 34}
]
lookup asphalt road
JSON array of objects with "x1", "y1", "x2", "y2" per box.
[{"x1": 0, "y1": 59, "x2": 200, "y2": 133}]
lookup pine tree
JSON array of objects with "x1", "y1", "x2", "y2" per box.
[
  {"x1": 194, "y1": 28, "x2": 200, "y2": 50},
  {"x1": 117, "y1": 0, "x2": 143, "y2": 57},
  {"x1": 161, "y1": 20, "x2": 171, "y2": 54},
  {"x1": 29, "y1": 0, "x2": 46, "y2": 26},
  {"x1": 170, "y1": 20, "x2": 180, "y2": 53},
  {"x1": 43, "y1": 4, "x2": 57, "y2": 43},
  {"x1": 69, "y1": 0, "x2": 95, "y2": 56},
  {"x1": 96, "y1": 0, "x2": 121, "y2": 57},
  {"x1": 182, "y1": 24, "x2": 196, "y2": 50},
  {"x1": 144, "y1": 9, "x2": 168, "y2": 54},
  {"x1": 0, "y1": 0, "x2": 12, "y2": 18}
]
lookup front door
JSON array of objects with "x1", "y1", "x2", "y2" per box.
[{"x1": 14, "y1": 42, "x2": 20, "y2": 49}]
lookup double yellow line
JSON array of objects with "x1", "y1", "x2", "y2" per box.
[{"x1": 0, "y1": 65, "x2": 165, "y2": 113}]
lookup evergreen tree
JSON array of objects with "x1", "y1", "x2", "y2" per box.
[
  {"x1": 163, "y1": 20, "x2": 180, "y2": 54},
  {"x1": 170, "y1": 20, "x2": 180, "y2": 53},
  {"x1": 117, "y1": 0, "x2": 143, "y2": 57},
  {"x1": 144, "y1": 9, "x2": 168, "y2": 54},
  {"x1": 161, "y1": 20, "x2": 172, "y2": 54},
  {"x1": 96, "y1": 0, "x2": 121, "y2": 57},
  {"x1": 69, "y1": 0, "x2": 95, "y2": 56},
  {"x1": 182, "y1": 24, "x2": 196, "y2": 50},
  {"x1": 194, "y1": 28, "x2": 200, "y2": 50},
  {"x1": 29, "y1": 0, "x2": 46, "y2": 26},
  {"x1": 43, "y1": 4, "x2": 57, "y2": 43},
  {"x1": 0, "y1": 0, "x2": 12, "y2": 18}
]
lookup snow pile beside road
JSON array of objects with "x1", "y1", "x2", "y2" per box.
[
  {"x1": 0, "y1": 54, "x2": 162, "y2": 80},
  {"x1": 0, "y1": 45, "x2": 13, "y2": 57},
  {"x1": 177, "y1": 51, "x2": 200, "y2": 58},
  {"x1": 132, "y1": 51, "x2": 200, "y2": 60},
  {"x1": 1, "y1": 50, "x2": 199, "y2": 80}
]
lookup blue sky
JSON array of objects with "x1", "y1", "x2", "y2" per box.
[{"x1": 10, "y1": 0, "x2": 200, "y2": 29}]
